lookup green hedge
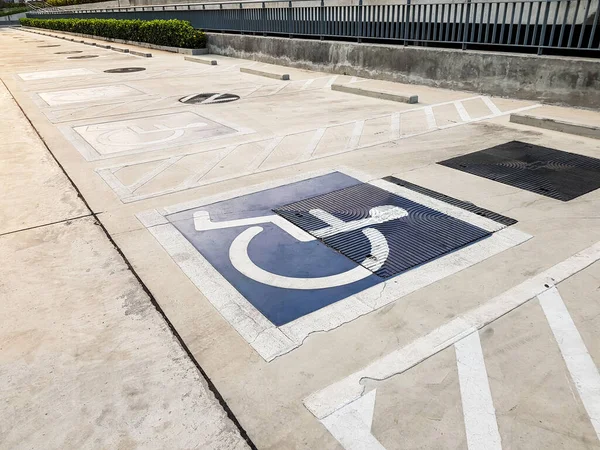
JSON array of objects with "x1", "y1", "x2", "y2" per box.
[
  {"x1": 0, "y1": 6, "x2": 28, "y2": 17},
  {"x1": 19, "y1": 18, "x2": 206, "y2": 49},
  {"x1": 46, "y1": 0, "x2": 111, "y2": 6}
]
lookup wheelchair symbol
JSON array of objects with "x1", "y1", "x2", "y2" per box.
[
  {"x1": 95, "y1": 122, "x2": 208, "y2": 147},
  {"x1": 193, "y1": 205, "x2": 407, "y2": 289}
]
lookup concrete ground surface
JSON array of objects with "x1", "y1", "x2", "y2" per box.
[
  {"x1": 0, "y1": 36, "x2": 249, "y2": 449},
  {"x1": 1, "y1": 26, "x2": 599, "y2": 450}
]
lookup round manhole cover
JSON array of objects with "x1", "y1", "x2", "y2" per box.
[
  {"x1": 38, "y1": 44, "x2": 60, "y2": 48},
  {"x1": 179, "y1": 93, "x2": 240, "y2": 105},
  {"x1": 55, "y1": 50, "x2": 82, "y2": 54},
  {"x1": 104, "y1": 67, "x2": 146, "y2": 74},
  {"x1": 67, "y1": 55, "x2": 99, "y2": 59}
]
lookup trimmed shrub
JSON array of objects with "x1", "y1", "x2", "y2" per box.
[
  {"x1": 46, "y1": 0, "x2": 112, "y2": 6},
  {"x1": 0, "y1": 6, "x2": 28, "y2": 17},
  {"x1": 19, "y1": 18, "x2": 206, "y2": 49}
]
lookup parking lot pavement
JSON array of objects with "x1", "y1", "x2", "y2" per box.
[{"x1": 1, "y1": 27, "x2": 599, "y2": 449}]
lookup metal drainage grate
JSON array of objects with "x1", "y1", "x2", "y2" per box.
[
  {"x1": 55, "y1": 51, "x2": 82, "y2": 54},
  {"x1": 104, "y1": 67, "x2": 146, "y2": 73},
  {"x1": 67, "y1": 55, "x2": 99, "y2": 59},
  {"x1": 438, "y1": 140, "x2": 600, "y2": 201},
  {"x1": 38, "y1": 44, "x2": 60, "y2": 48},
  {"x1": 179, "y1": 93, "x2": 240, "y2": 105},
  {"x1": 274, "y1": 182, "x2": 491, "y2": 278},
  {"x1": 382, "y1": 176, "x2": 517, "y2": 226}
]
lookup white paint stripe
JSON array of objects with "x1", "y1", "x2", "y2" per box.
[
  {"x1": 130, "y1": 156, "x2": 182, "y2": 193},
  {"x1": 229, "y1": 226, "x2": 376, "y2": 289},
  {"x1": 391, "y1": 112, "x2": 401, "y2": 140},
  {"x1": 253, "y1": 136, "x2": 285, "y2": 170},
  {"x1": 481, "y1": 97, "x2": 502, "y2": 116},
  {"x1": 204, "y1": 93, "x2": 223, "y2": 104},
  {"x1": 321, "y1": 390, "x2": 385, "y2": 450},
  {"x1": 306, "y1": 128, "x2": 326, "y2": 159},
  {"x1": 269, "y1": 83, "x2": 289, "y2": 96},
  {"x1": 179, "y1": 93, "x2": 199, "y2": 103},
  {"x1": 424, "y1": 106, "x2": 437, "y2": 129},
  {"x1": 193, "y1": 210, "x2": 314, "y2": 243},
  {"x1": 454, "y1": 101, "x2": 471, "y2": 122},
  {"x1": 325, "y1": 76, "x2": 338, "y2": 88},
  {"x1": 346, "y1": 120, "x2": 365, "y2": 150},
  {"x1": 177, "y1": 145, "x2": 238, "y2": 189},
  {"x1": 455, "y1": 332, "x2": 503, "y2": 450},
  {"x1": 301, "y1": 79, "x2": 315, "y2": 90},
  {"x1": 304, "y1": 240, "x2": 600, "y2": 419},
  {"x1": 538, "y1": 287, "x2": 600, "y2": 440}
]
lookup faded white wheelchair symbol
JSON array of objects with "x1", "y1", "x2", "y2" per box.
[
  {"x1": 193, "y1": 205, "x2": 407, "y2": 289},
  {"x1": 96, "y1": 122, "x2": 208, "y2": 147}
]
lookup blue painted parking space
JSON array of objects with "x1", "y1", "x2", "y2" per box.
[{"x1": 166, "y1": 171, "x2": 492, "y2": 327}]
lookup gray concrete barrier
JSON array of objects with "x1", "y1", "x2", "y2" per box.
[
  {"x1": 240, "y1": 67, "x2": 290, "y2": 80},
  {"x1": 332, "y1": 83, "x2": 418, "y2": 104},
  {"x1": 185, "y1": 56, "x2": 218, "y2": 65},
  {"x1": 208, "y1": 33, "x2": 600, "y2": 109},
  {"x1": 510, "y1": 113, "x2": 600, "y2": 139},
  {"x1": 131, "y1": 50, "x2": 152, "y2": 57}
]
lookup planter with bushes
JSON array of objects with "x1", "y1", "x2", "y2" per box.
[{"x1": 19, "y1": 18, "x2": 206, "y2": 51}]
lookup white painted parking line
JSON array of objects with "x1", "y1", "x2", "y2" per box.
[
  {"x1": 482, "y1": 96, "x2": 502, "y2": 115},
  {"x1": 424, "y1": 106, "x2": 437, "y2": 129},
  {"x1": 321, "y1": 390, "x2": 385, "y2": 450},
  {"x1": 454, "y1": 100, "x2": 471, "y2": 122},
  {"x1": 304, "y1": 240, "x2": 600, "y2": 420},
  {"x1": 455, "y1": 332, "x2": 502, "y2": 450},
  {"x1": 538, "y1": 287, "x2": 600, "y2": 441}
]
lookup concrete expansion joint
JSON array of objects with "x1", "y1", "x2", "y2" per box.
[{"x1": 0, "y1": 213, "x2": 95, "y2": 238}]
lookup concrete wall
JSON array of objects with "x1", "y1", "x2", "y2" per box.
[{"x1": 207, "y1": 33, "x2": 600, "y2": 109}]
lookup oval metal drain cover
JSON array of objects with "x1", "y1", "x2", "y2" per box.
[
  {"x1": 56, "y1": 50, "x2": 82, "y2": 54},
  {"x1": 67, "y1": 55, "x2": 99, "y2": 59},
  {"x1": 104, "y1": 67, "x2": 146, "y2": 73},
  {"x1": 179, "y1": 93, "x2": 240, "y2": 105}
]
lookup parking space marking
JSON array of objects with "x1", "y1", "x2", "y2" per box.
[
  {"x1": 321, "y1": 390, "x2": 385, "y2": 450},
  {"x1": 538, "y1": 287, "x2": 600, "y2": 440},
  {"x1": 138, "y1": 168, "x2": 530, "y2": 361},
  {"x1": 455, "y1": 332, "x2": 502, "y2": 450},
  {"x1": 304, "y1": 240, "x2": 600, "y2": 420},
  {"x1": 61, "y1": 110, "x2": 253, "y2": 161},
  {"x1": 98, "y1": 97, "x2": 540, "y2": 203}
]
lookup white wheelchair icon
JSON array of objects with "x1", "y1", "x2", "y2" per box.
[
  {"x1": 96, "y1": 122, "x2": 208, "y2": 147},
  {"x1": 194, "y1": 205, "x2": 407, "y2": 289}
]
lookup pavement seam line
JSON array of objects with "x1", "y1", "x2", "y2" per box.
[
  {"x1": 0, "y1": 213, "x2": 95, "y2": 237},
  {"x1": 0, "y1": 77, "x2": 258, "y2": 450}
]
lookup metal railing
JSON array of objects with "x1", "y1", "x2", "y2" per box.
[{"x1": 28, "y1": 0, "x2": 600, "y2": 55}]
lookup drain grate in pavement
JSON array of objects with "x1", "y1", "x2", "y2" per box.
[
  {"x1": 56, "y1": 50, "x2": 82, "y2": 54},
  {"x1": 104, "y1": 67, "x2": 146, "y2": 73},
  {"x1": 383, "y1": 176, "x2": 517, "y2": 226},
  {"x1": 274, "y1": 182, "x2": 491, "y2": 278},
  {"x1": 179, "y1": 93, "x2": 240, "y2": 105},
  {"x1": 437, "y1": 140, "x2": 600, "y2": 201},
  {"x1": 67, "y1": 55, "x2": 99, "y2": 59},
  {"x1": 38, "y1": 44, "x2": 60, "y2": 48}
]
